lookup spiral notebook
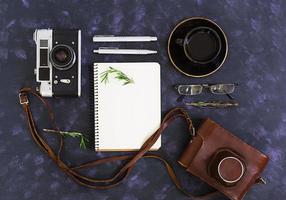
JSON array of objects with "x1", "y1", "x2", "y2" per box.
[{"x1": 93, "y1": 62, "x2": 161, "y2": 151}]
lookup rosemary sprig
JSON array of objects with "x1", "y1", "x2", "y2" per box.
[
  {"x1": 100, "y1": 67, "x2": 134, "y2": 85},
  {"x1": 43, "y1": 129, "x2": 89, "y2": 149},
  {"x1": 185, "y1": 101, "x2": 239, "y2": 108}
]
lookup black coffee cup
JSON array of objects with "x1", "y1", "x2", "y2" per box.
[
  {"x1": 168, "y1": 17, "x2": 228, "y2": 77},
  {"x1": 176, "y1": 26, "x2": 222, "y2": 64}
]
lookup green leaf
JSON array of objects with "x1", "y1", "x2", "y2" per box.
[
  {"x1": 60, "y1": 131, "x2": 89, "y2": 149},
  {"x1": 99, "y1": 67, "x2": 134, "y2": 86},
  {"x1": 43, "y1": 129, "x2": 89, "y2": 150},
  {"x1": 80, "y1": 137, "x2": 86, "y2": 149}
]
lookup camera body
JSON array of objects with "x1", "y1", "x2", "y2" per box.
[{"x1": 34, "y1": 29, "x2": 81, "y2": 97}]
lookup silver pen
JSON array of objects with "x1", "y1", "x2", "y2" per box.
[
  {"x1": 93, "y1": 47, "x2": 157, "y2": 55},
  {"x1": 93, "y1": 35, "x2": 157, "y2": 42}
]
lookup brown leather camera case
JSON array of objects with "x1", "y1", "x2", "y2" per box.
[
  {"x1": 178, "y1": 118, "x2": 269, "y2": 200},
  {"x1": 18, "y1": 89, "x2": 267, "y2": 200}
]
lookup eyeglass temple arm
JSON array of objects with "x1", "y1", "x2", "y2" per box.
[
  {"x1": 202, "y1": 83, "x2": 239, "y2": 86},
  {"x1": 226, "y1": 83, "x2": 238, "y2": 99},
  {"x1": 226, "y1": 93, "x2": 234, "y2": 100},
  {"x1": 173, "y1": 84, "x2": 180, "y2": 89}
]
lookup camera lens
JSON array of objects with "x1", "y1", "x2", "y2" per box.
[{"x1": 50, "y1": 44, "x2": 76, "y2": 70}]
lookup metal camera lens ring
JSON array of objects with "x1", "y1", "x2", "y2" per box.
[{"x1": 49, "y1": 44, "x2": 76, "y2": 70}]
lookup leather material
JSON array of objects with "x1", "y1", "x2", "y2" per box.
[
  {"x1": 178, "y1": 118, "x2": 269, "y2": 200},
  {"x1": 18, "y1": 88, "x2": 219, "y2": 200},
  {"x1": 208, "y1": 149, "x2": 246, "y2": 187}
]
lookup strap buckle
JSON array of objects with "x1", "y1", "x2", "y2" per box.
[
  {"x1": 189, "y1": 126, "x2": 196, "y2": 137},
  {"x1": 256, "y1": 177, "x2": 267, "y2": 184},
  {"x1": 19, "y1": 93, "x2": 29, "y2": 105}
]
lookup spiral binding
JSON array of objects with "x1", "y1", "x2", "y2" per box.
[
  {"x1": 88, "y1": 64, "x2": 95, "y2": 150},
  {"x1": 94, "y1": 64, "x2": 100, "y2": 151}
]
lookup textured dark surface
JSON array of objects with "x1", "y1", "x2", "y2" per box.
[{"x1": 0, "y1": 0, "x2": 285, "y2": 199}]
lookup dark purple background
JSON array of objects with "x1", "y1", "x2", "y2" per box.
[{"x1": 1, "y1": 0, "x2": 285, "y2": 199}]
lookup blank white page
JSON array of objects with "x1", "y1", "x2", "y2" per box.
[{"x1": 94, "y1": 62, "x2": 161, "y2": 151}]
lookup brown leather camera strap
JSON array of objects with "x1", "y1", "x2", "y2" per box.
[{"x1": 19, "y1": 87, "x2": 219, "y2": 199}]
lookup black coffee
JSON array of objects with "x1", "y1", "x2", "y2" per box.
[{"x1": 184, "y1": 27, "x2": 221, "y2": 64}]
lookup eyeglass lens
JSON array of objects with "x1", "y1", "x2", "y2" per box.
[
  {"x1": 177, "y1": 85, "x2": 203, "y2": 95},
  {"x1": 210, "y1": 84, "x2": 235, "y2": 94}
]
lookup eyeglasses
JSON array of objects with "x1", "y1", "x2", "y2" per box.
[{"x1": 175, "y1": 83, "x2": 237, "y2": 98}]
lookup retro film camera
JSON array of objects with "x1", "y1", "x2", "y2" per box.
[
  {"x1": 178, "y1": 119, "x2": 269, "y2": 200},
  {"x1": 33, "y1": 29, "x2": 81, "y2": 97}
]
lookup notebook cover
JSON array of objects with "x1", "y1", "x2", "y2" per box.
[{"x1": 93, "y1": 62, "x2": 161, "y2": 151}]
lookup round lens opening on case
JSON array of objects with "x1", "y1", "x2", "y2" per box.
[
  {"x1": 218, "y1": 156, "x2": 245, "y2": 184},
  {"x1": 50, "y1": 44, "x2": 76, "y2": 70}
]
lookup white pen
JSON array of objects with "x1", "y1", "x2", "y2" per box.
[
  {"x1": 93, "y1": 47, "x2": 157, "y2": 55},
  {"x1": 93, "y1": 35, "x2": 157, "y2": 42}
]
